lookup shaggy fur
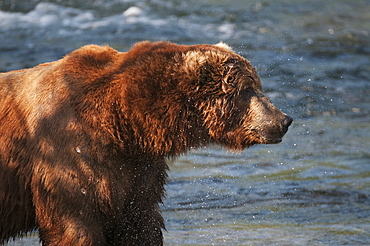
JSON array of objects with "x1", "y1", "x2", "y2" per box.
[{"x1": 0, "y1": 41, "x2": 292, "y2": 245}]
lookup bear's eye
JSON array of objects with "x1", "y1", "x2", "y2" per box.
[{"x1": 239, "y1": 87, "x2": 254, "y2": 100}]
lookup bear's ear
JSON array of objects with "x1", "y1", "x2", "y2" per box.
[
  {"x1": 215, "y1": 42, "x2": 233, "y2": 52},
  {"x1": 221, "y1": 59, "x2": 238, "y2": 93}
]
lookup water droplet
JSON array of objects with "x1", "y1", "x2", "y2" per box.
[{"x1": 75, "y1": 146, "x2": 81, "y2": 154}]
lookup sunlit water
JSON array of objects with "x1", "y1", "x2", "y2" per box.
[{"x1": 1, "y1": 0, "x2": 369, "y2": 245}]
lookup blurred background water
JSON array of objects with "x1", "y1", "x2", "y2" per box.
[{"x1": 1, "y1": 0, "x2": 369, "y2": 245}]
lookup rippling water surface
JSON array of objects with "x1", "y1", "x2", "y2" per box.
[{"x1": 1, "y1": 0, "x2": 369, "y2": 245}]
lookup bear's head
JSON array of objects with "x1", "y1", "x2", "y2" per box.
[{"x1": 178, "y1": 42, "x2": 293, "y2": 151}]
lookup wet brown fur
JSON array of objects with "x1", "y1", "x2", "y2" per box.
[{"x1": 0, "y1": 41, "x2": 291, "y2": 245}]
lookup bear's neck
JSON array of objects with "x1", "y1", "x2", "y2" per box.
[
  {"x1": 80, "y1": 83, "x2": 210, "y2": 158},
  {"x1": 116, "y1": 94, "x2": 210, "y2": 157}
]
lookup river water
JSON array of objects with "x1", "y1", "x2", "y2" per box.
[{"x1": 1, "y1": 0, "x2": 369, "y2": 245}]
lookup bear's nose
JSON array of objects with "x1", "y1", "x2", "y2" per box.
[{"x1": 282, "y1": 115, "x2": 293, "y2": 128}]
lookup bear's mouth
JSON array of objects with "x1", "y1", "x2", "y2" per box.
[
  {"x1": 263, "y1": 137, "x2": 283, "y2": 144},
  {"x1": 255, "y1": 129, "x2": 286, "y2": 145}
]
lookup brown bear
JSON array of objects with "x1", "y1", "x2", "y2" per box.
[{"x1": 0, "y1": 41, "x2": 292, "y2": 245}]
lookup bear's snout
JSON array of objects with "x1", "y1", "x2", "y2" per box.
[
  {"x1": 263, "y1": 114, "x2": 293, "y2": 144},
  {"x1": 281, "y1": 115, "x2": 293, "y2": 133}
]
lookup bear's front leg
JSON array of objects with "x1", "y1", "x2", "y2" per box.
[
  {"x1": 112, "y1": 203, "x2": 164, "y2": 246},
  {"x1": 31, "y1": 169, "x2": 108, "y2": 246},
  {"x1": 34, "y1": 194, "x2": 107, "y2": 246},
  {"x1": 37, "y1": 217, "x2": 106, "y2": 246}
]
